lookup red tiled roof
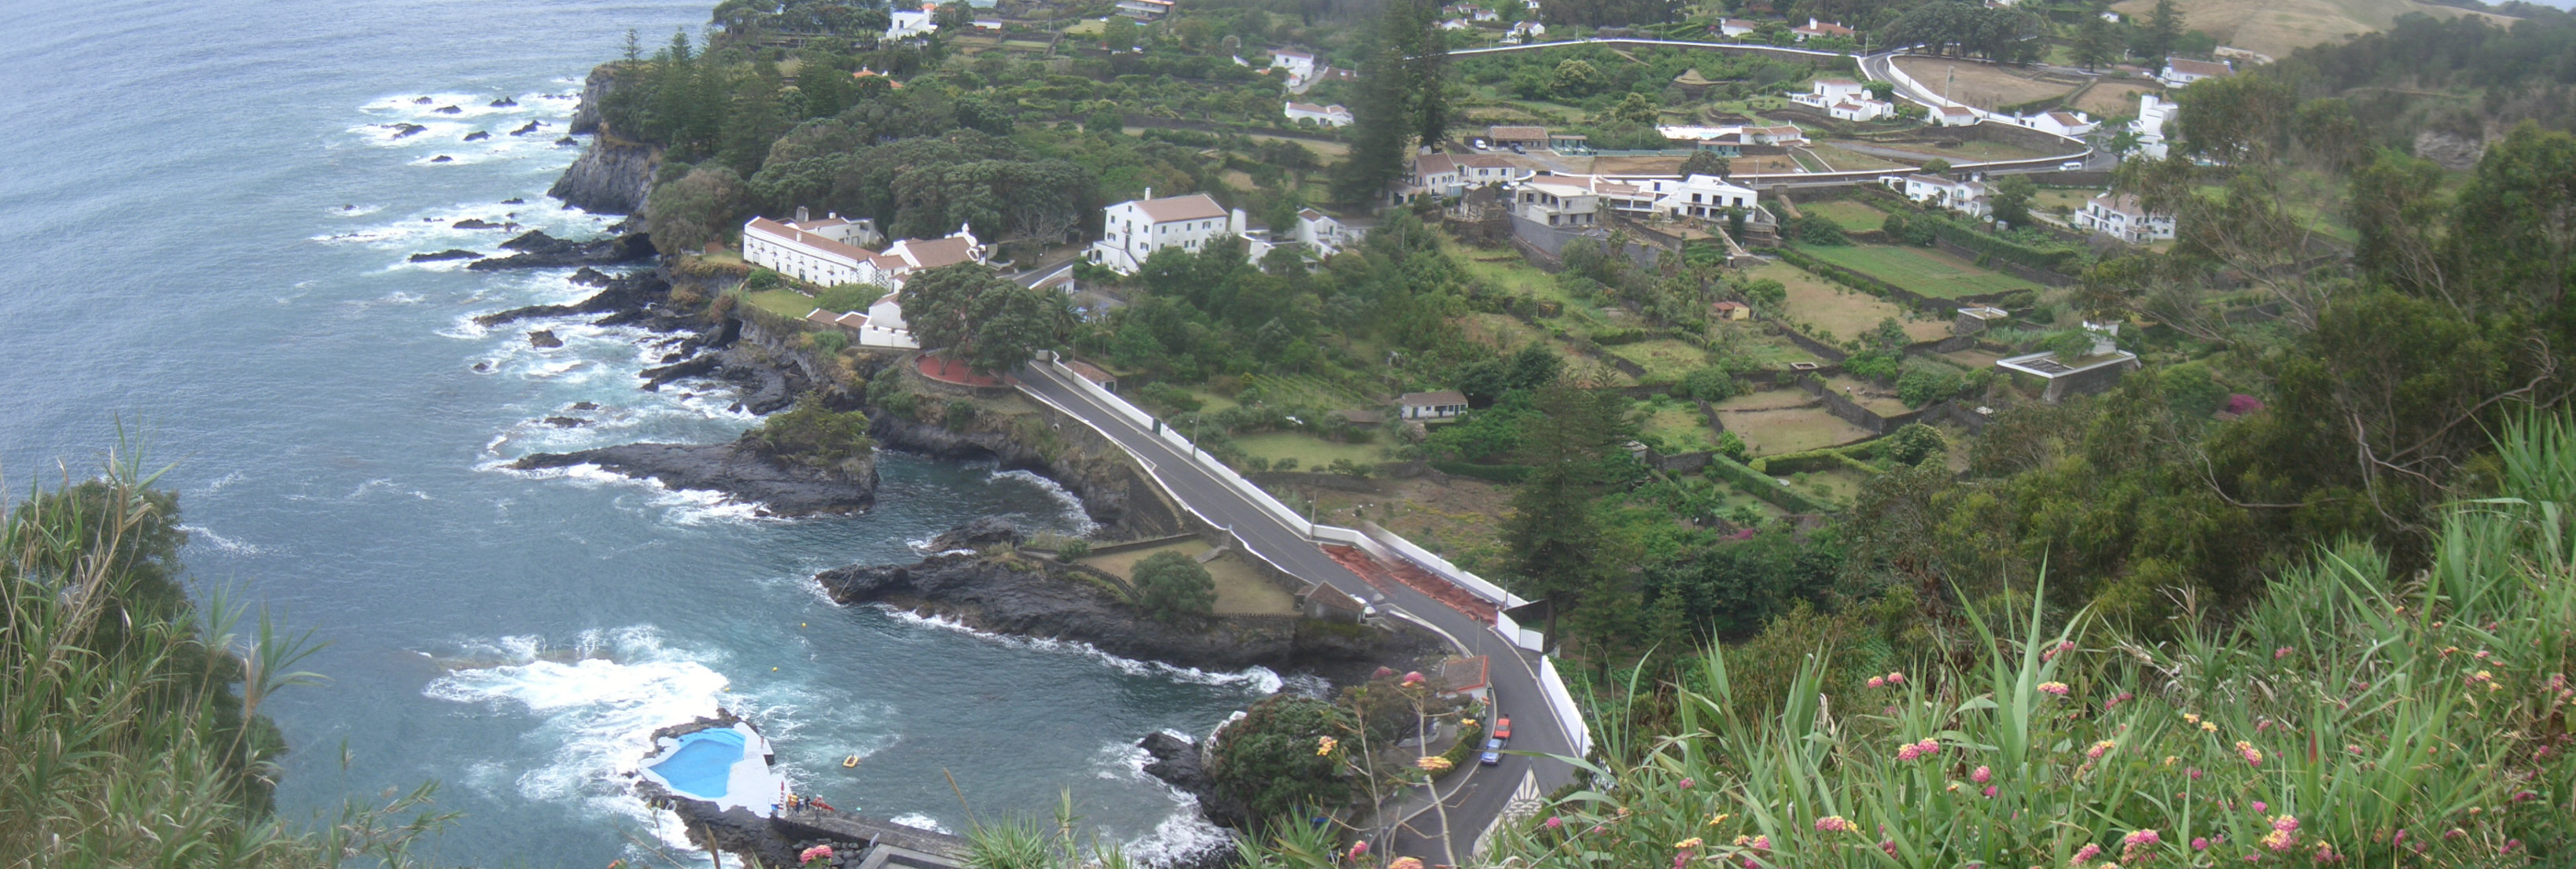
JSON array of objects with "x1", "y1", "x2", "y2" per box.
[
  {"x1": 1132, "y1": 193, "x2": 1227, "y2": 223},
  {"x1": 746, "y1": 217, "x2": 872, "y2": 262}
]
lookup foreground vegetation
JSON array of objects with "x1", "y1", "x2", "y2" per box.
[{"x1": 0, "y1": 453, "x2": 453, "y2": 868}]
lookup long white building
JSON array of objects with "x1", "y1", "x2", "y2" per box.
[
  {"x1": 742, "y1": 214, "x2": 984, "y2": 292},
  {"x1": 1085, "y1": 192, "x2": 1238, "y2": 274}
]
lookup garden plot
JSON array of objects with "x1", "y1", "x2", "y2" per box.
[
  {"x1": 1820, "y1": 374, "x2": 1912, "y2": 416},
  {"x1": 1798, "y1": 244, "x2": 2046, "y2": 298},
  {"x1": 1077, "y1": 539, "x2": 1297, "y2": 616},
  {"x1": 1715, "y1": 405, "x2": 1875, "y2": 455},
  {"x1": 1754, "y1": 263, "x2": 1949, "y2": 345},
  {"x1": 1795, "y1": 200, "x2": 1890, "y2": 230},
  {"x1": 1607, "y1": 339, "x2": 1713, "y2": 383}
]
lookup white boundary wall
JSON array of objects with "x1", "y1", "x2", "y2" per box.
[{"x1": 1538, "y1": 657, "x2": 1592, "y2": 757}]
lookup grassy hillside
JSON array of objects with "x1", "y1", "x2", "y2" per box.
[{"x1": 2108, "y1": 0, "x2": 2514, "y2": 58}]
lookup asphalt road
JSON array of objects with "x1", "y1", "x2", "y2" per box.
[{"x1": 1014, "y1": 362, "x2": 1575, "y2": 865}]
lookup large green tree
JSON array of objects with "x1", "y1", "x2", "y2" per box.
[
  {"x1": 1503, "y1": 376, "x2": 1632, "y2": 648},
  {"x1": 1131, "y1": 550, "x2": 1216, "y2": 622},
  {"x1": 1206, "y1": 695, "x2": 1354, "y2": 823}
]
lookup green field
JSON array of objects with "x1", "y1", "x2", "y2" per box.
[
  {"x1": 1231, "y1": 431, "x2": 1389, "y2": 469},
  {"x1": 1754, "y1": 263, "x2": 1947, "y2": 345},
  {"x1": 1798, "y1": 200, "x2": 1890, "y2": 231},
  {"x1": 1606, "y1": 339, "x2": 1712, "y2": 383},
  {"x1": 1716, "y1": 406, "x2": 1875, "y2": 455},
  {"x1": 745, "y1": 288, "x2": 819, "y2": 319},
  {"x1": 1799, "y1": 244, "x2": 2045, "y2": 298},
  {"x1": 1637, "y1": 402, "x2": 1717, "y2": 452}
]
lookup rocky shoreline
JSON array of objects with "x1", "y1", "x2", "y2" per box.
[{"x1": 513, "y1": 431, "x2": 880, "y2": 516}]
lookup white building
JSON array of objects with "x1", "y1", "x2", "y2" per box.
[
  {"x1": 1400, "y1": 153, "x2": 1534, "y2": 201},
  {"x1": 1087, "y1": 192, "x2": 1238, "y2": 273},
  {"x1": 1114, "y1": 0, "x2": 1172, "y2": 19},
  {"x1": 742, "y1": 212, "x2": 984, "y2": 292},
  {"x1": 1791, "y1": 17, "x2": 1852, "y2": 41},
  {"x1": 1896, "y1": 174, "x2": 1989, "y2": 217},
  {"x1": 1831, "y1": 100, "x2": 1894, "y2": 121},
  {"x1": 885, "y1": 6, "x2": 937, "y2": 40},
  {"x1": 1507, "y1": 20, "x2": 1545, "y2": 42},
  {"x1": 1440, "y1": 17, "x2": 1470, "y2": 30},
  {"x1": 2160, "y1": 57, "x2": 2232, "y2": 89},
  {"x1": 1794, "y1": 79, "x2": 1868, "y2": 108},
  {"x1": 1933, "y1": 105, "x2": 1980, "y2": 127},
  {"x1": 2074, "y1": 192, "x2": 2175, "y2": 243},
  {"x1": 1398, "y1": 391, "x2": 1470, "y2": 421},
  {"x1": 1512, "y1": 179, "x2": 1599, "y2": 227},
  {"x1": 1270, "y1": 50, "x2": 1317, "y2": 87},
  {"x1": 2010, "y1": 110, "x2": 2098, "y2": 138},
  {"x1": 1283, "y1": 101, "x2": 1353, "y2": 127},
  {"x1": 1717, "y1": 17, "x2": 1757, "y2": 36},
  {"x1": 1294, "y1": 208, "x2": 1368, "y2": 256},
  {"x1": 1651, "y1": 174, "x2": 1757, "y2": 219},
  {"x1": 2129, "y1": 92, "x2": 2176, "y2": 160}
]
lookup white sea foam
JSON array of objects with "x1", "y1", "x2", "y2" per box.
[
  {"x1": 878, "y1": 609, "x2": 1283, "y2": 693},
  {"x1": 1100, "y1": 740, "x2": 1236, "y2": 867},
  {"x1": 176, "y1": 524, "x2": 265, "y2": 556},
  {"x1": 425, "y1": 625, "x2": 764, "y2": 856},
  {"x1": 987, "y1": 469, "x2": 1098, "y2": 536},
  {"x1": 887, "y1": 813, "x2": 953, "y2": 834},
  {"x1": 489, "y1": 461, "x2": 782, "y2": 527}
]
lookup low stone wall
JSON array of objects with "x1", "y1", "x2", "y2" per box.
[{"x1": 1932, "y1": 236, "x2": 2073, "y2": 287}]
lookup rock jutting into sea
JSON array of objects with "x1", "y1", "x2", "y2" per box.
[
  {"x1": 466, "y1": 229, "x2": 653, "y2": 271},
  {"x1": 408, "y1": 249, "x2": 480, "y2": 263},
  {"x1": 512, "y1": 429, "x2": 879, "y2": 517}
]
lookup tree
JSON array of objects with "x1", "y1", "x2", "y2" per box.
[
  {"x1": 2144, "y1": 0, "x2": 2184, "y2": 63},
  {"x1": 756, "y1": 395, "x2": 874, "y2": 471},
  {"x1": 966, "y1": 283, "x2": 1063, "y2": 374},
  {"x1": 1885, "y1": 422, "x2": 1946, "y2": 466},
  {"x1": 1679, "y1": 150, "x2": 1731, "y2": 178},
  {"x1": 1132, "y1": 550, "x2": 1217, "y2": 622},
  {"x1": 1206, "y1": 695, "x2": 1353, "y2": 823},
  {"x1": 1919, "y1": 158, "x2": 1952, "y2": 175},
  {"x1": 1989, "y1": 175, "x2": 2036, "y2": 226},
  {"x1": 2072, "y1": 15, "x2": 2119, "y2": 71},
  {"x1": 643, "y1": 164, "x2": 749, "y2": 256},
  {"x1": 898, "y1": 263, "x2": 995, "y2": 356},
  {"x1": 1610, "y1": 92, "x2": 1660, "y2": 125},
  {"x1": 1503, "y1": 376, "x2": 1632, "y2": 646},
  {"x1": 1551, "y1": 60, "x2": 1605, "y2": 98}
]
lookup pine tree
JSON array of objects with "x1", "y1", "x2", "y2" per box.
[
  {"x1": 2073, "y1": 15, "x2": 2118, "y2": 71},
  {"x1": 2145, "y1": 0, "x2": 2184, "y2": 64}
]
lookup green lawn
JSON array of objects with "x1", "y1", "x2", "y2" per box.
[
  {"x1": 1636, "y1": 402, "x2": 1717, "y2": 452},
  {"x1": 1231, "y1": 431, "x2": 1389, "y2": 469},
  {"x1": 1755, "y1": 263, "x2": 1947, "y2": 345},
  {"x1": 1798, "y1": 244, "x2": 2046, "y2": 298},
  {"x1": 1798, "y1": 201, "x2": 1890, "y2": 231},
  {"x1": 745, "y1": 288, "x2": 819, "y2": 319}
]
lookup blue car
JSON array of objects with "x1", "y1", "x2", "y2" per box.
[{"x1": 1480, "y1": 738, "x2": 1505, "y2": 765}]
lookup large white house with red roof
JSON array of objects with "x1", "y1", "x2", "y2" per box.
[
  {"x1": 742, "y1": 213, "x2": 984, "y2": 291},
  {"x1": 1086, "y1": 192, "x2": 1241, "y2": 273}
]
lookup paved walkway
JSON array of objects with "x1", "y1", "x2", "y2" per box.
[{"x1": 915, "y1": 353, "x2": 1002, "y2": 387}]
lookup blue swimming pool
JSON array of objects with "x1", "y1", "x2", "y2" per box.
[{"x1": 649, "y1": 729, "x2": 746, "y2": 800}]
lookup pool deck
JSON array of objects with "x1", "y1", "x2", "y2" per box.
[{"x1": 637, "y1": 720, "x2": 786, "y2": 815}]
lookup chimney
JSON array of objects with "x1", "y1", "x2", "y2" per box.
[{"x1": 795, "y1": 205, "x2": 809, "y2": 223}]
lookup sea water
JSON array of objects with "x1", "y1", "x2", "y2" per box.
[{"x1": 0, "y1": 1, "x2": 1252, "y2": 864}]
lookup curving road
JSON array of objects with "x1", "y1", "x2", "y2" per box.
[{"x1": 1012, "y1": 361, "x2": 1575, "y2": 865}]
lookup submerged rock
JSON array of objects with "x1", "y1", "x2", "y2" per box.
[
  {"x1": 528, "y1": 330, "x2": 563, "y2": 348},
  {"x1": 453, "y1": 218, "x2": 502, "y2": 230},
  {"x1": 433, "y1": 105, "x2": 462, "y2": 114},
  {"x1": 388, "y1": 123, "x2": 427, "y2": 138},
  {"x1": 513, "y1": 432, "x2": 880, "y2": 517},
  {"x1": 408, "y1": 249, "x2": 480, "y2": 262},
  {"x1": 543, "y1": 416, "x2": 591, "y2": 428},
  {"x1": 501, "y1": 197, "x2": 526, "y2": 204},
  {"x1": 928, "y1": 516, "x2": 1023, "y2": 551},
  {"x1": 429, "y1": 155, "x2": 454, "y2": 163},
  {"x1": 463, "y1": 131, "x2": 491, "y2": 142},
  {"x1": 474, "y1": 269, "x2": 672, "y2": 327},
  {"x1": 466, "y1": 230, "x2": 653, "y2": 271},
  {"x1": 569, "y1": 266, "x2": 613, "y2": 286},
  {"x1": 510, "y1": 120, "x2": 543, "y2": 136},
  {"x1": 490, "y1": 96, "x2": 519, "y2": 107}
]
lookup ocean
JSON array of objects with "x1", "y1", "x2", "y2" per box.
[{"x1": 0, "y1": 0, "x2": 1262, "y2": 864}]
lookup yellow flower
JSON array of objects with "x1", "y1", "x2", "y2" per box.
[
  {"x1": 2182, "y1": 713, "x2": 2201, "y2": 724},
  {"x1": 1316, "y1": 736, "x2": 1338, "y2": 756},
  {"x1": 2200, "y1": 721, "x2": 2218, "y2": 732},
  {"x1": 1707, "y1": 813, "x2": 1731, "y2": 827},
  {"x1": 2162, "y1": 755, "x2": 2179, "y2": 767},
  {"x1": 1675, "y1": 838, "x2": 1705, "y2": 849},
  {"x1": 1416, "y1": 756, "x2": 1454, "y2": 772}
]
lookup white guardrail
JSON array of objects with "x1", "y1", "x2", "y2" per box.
[{"x1": 1037, "y1": 355, "x2": 1592, "y2": 757}]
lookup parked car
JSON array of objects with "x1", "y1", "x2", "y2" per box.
[
  {"x1": 1492, "y1": 717, "x2": 1511, "y2": 741},
  {"x1": 1480, "y1": 738, "x2": 1505, "y2": 765},
  {"x1": 2061, "y1": 160, "x2": 2086, "y2": 171}
]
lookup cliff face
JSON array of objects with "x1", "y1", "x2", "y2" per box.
[
  {"x1": 550, "y1": 63, "x2": 658, "y2": 215},
  {"x1": 870, "y1": 408, "x2": 1184, "y2": 541}
]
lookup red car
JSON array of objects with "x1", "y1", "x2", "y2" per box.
[{"x1": 1492, "y1": 717, "x2": 1512, "y2": 741}]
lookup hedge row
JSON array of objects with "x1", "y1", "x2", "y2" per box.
[
  {"x1": 1754, "y1": 443, "x2": 1882, "y2": 476},
  {"x1": 1703, "y1": 453, "x2": 1838, "y2": 514},
  {"x1": 1768, "y1": 246, "x2": 1911, "y2": 302},
  {"x1": 1912, "y1": 211, "x2": 2083, "y2": 274},
  {"x1": 1433, "y1": 461, "x2": 1534, "y2": 483}
]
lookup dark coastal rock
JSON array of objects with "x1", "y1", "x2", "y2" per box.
[
  {"x1": 502, "y1": 197, "x2": 526, "y2": 204},
  {"x1": 388, "y1": 123, "x2": 427, "y2": 138},
  {"x1": 490, "y1": 96, "x2": 519, "y2": 107},
  {"x1": 434, "y1": 105, "x2": 462, "y2": 114},
  {"x1": 408, "y1": 249, "x2": 481, "y2": 263},
  {"x1": 429, "y1": 155, "x2": 454, "y2": 163},
  {"x1": 928, "y1": 516, "x2": 1023, "y2": 551},
  {"x1": 466, "y1": 230, "x2": 653, "y2": 271},
  {"x1": 815, "y1": 543, "x2": 1437, "y2": 672},
  {"x1": 1139, "y1": 732, "x2": 1249, "y2": 828},
  {"x1": 510, "y1": 120, "x2": 543, "y2": 136},
  {"x1": 547, "y1": 135, "x2": 658, "y2": 215},
  {"x1": 555, "y1": 136, "x2": 578, "y2": 146},
  {"x1": 569, "y1": 267, "x2": 613, "y2": 286},
  {"x1": 543, "y1": 416, "x2": 591, "y2": 428},
  {"x1": 453, "y1": 218, "x2": 502, "y2": 230},
  {"x1": 512, "y1": 431, "x2": 880, "y2": 517},
  {"x1": 474, "y1": 269, "x2": 672, "y2": 327},
  {"x1": 565, "y1": 64, "x2": 618, "y2": 135},
  {"x1": 528, "y1": 330, "x2": 563, "y2": 348},
  {"x1": 570, "y1": 401, "x2": 600, "y2": 411},
  {"x1": 463, "y1": 131, "x2": 491, "y2": 142},
  {"x1": 412, "y1": 96, "x2": 433, "y2": 105}
]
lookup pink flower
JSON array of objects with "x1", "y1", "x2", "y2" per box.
[
  {"x1": 1544, "y1": 816, "x2": 1562, "y2": 830},
  {"x1": 1880, "y1": 839, "x2": 1898, "y2": 857},
  {"x1": 2251, "y1": 801, "x2": 2266, "y2": 813},
  {"x1": 1400, "y1": 671, "x2": 1425, "y2": 687},
  {"x1": 1971, "y1": 765, "x2": 1992, "y2": 783},
  {"x1": 2071, "y1": 842, "x2": 2103, "y2": 866},
  {"x1": 1868, "y1": 676, "x2": 1886, "y2": 688},
  {"x1": 1982, "y1": 786, "x2": 1997, "y2": 797},
  {"x1": 2087, "y1": 739, "x2": 2117, "y2": 760},
  {"x1": 1886, "y1": 671, "x2": 1906, "y2": 685},
  {"x1": 2125, "y1": 830, "x2": 2161, "y2": 847},
  {"x1": 1815, "y1": 816, "x2": 1853, "y2": 833},
  {"x1": 2191, "y1": 838, "x2": 2209, "y2": 852},
  {"x1": 1751, "y1": 835, "x2": 1771, "y2": 851},
  {"x1": 1348, "y1": 841, "x2": 1369, "y2": 860},
  {"x1": 1372, "y1": 666, "x2": 1395, "y2": 679},
  {"x1": 2390, "y1": 830, "x2": 2405, "y2": 847},
  {"x1": 2103, "y1": 691, "x2": 2134, "y2": 711},
  {"x1": 2187, "y1": 767, "x2": 2203, "y2": 781},
  {"x1": 2275, "y1": 646, "x2": 2294, "y2": 659},
  {"x1": 1897, "y1": 743, "x2": 1923, "y2": 761},
  {"x1": 2039, "y1": 681, "x2": 2071, "y2": 696},
  {"x1": 2044, "y1": 640, "x2": 2075, "y2": 661},
  {"x1": 2237, "y1": 741, "x2": 2264, "y2": 766},
  {"x1": 799, "y1": 845, "x2": 836, "y2": 864},
  {"x1": 1916, "y1": 738, "x2": 1939, "y2": 755}
]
